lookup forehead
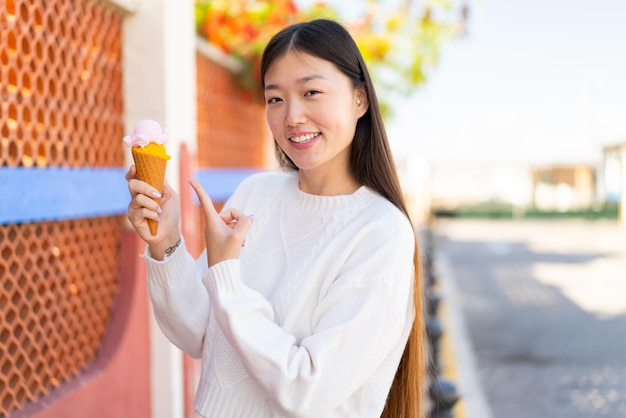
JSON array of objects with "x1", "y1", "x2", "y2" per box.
[{"x1": 264, "y1": 50, "x2": 344, "y2": 84}]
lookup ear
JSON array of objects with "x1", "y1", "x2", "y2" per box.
[{"x1": 355, "y1": 88, "x2": 369, "y2": 118}]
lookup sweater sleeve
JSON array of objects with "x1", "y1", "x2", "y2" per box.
[
  {"x1": 145, "y1": 239, "x2": 211, "y2": 358},
  {"x1": 142, "y1": 172, "x2": 275, "y2": 358},
  {"x1": 201, "y1": 215, "x2": 416, "y2": 416}
]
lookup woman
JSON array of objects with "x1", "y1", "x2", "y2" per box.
[{"x1": 126, "y1": 18, "x2": 424, "y2": 417}]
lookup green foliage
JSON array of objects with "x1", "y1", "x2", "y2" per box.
[{"x1": 433, "y1": 201, "x2": 619, "y2": 220}]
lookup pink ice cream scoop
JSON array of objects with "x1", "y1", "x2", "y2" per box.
[{"x1": 123, "y1": 119, "x2": 169, "y2": 148}]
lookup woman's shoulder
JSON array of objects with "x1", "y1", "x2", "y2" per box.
[{"x1": 359, "y1": 189, "x2": 415, "y2": 240}]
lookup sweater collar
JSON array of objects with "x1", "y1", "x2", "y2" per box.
[{"x1": 284, "y1": 171, "x2": 377, "y2": 211}]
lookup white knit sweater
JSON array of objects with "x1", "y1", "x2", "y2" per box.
[{"x1": 145, "y1": 171, "x2": 416, "y2": 418}]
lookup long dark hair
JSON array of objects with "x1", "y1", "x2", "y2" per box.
[{"x1": 260, "y1": 19, "x2": 425, "y2": 418}]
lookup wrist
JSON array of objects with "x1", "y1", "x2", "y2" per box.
[
  {"x1": 149, "y1": 235, "x2": 182, "y2": 260},
  {"x1": 164, "y1": 238, "x2": 182, "y2": 257}
]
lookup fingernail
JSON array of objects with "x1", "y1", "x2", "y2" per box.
[
  {"x1": 157, "y1": 207, "x2": 163, "y2": 214},
  {"x1": 152, "y1": 191, "x2": 162, "y2": 198}
]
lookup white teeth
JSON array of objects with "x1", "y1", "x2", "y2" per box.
[{"x1": 290, "y1": 133, "x2": 319, "y2": 143}]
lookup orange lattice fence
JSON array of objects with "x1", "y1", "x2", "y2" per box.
[
  {"x1": 0, "y1": 219, "x2": 121, "y2": 414},
  {"x1": 184, "y1": 53, "x2": 273, "y2": 256},
  {"x1": 196, "y1": 52, "x2": 269, "y2": 169},
  {"x1": 190, "y1": 51, "x2": 272, "y2": 256},
  {"x1": 0, "y1": 0, "x2": 125, "y2": 416}
]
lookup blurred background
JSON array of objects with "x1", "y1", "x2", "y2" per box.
[
  {"x1": 387, "y1": 0, "x2": 626, "y2": 222},
  {"x1": 1, "y1": 0, "x2": 624, "y2": 417}
]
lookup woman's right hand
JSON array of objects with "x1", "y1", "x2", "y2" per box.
[
  {"x1": 188, "y1": 178, "x2": 253, "y2": 267},
  {"x1": 126, "y1": 165, "x2": 181, "y2": 260}
]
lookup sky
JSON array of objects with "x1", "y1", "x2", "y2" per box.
[
  {"x1": 300, "y1": 0, "x2": 626, "y2": 168},
  {"x1": 391, "y1": 0, "x2": 626, "y2": 167}
]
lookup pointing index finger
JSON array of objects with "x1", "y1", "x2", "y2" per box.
[{"x1": 187, "y1": 178, "x2": 218, "y2": 218}]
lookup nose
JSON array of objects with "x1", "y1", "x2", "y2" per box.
[{"x1": 285, "y1": 100, "x2": 306, "y2": 127}]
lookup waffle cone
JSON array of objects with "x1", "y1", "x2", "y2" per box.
[{"x1": 132, "y1": 146, "x2": 168, "y2": 236}]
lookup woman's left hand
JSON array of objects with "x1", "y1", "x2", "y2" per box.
[{"x1": 188, "y1": 179, "x2": 254, "y2": 267}]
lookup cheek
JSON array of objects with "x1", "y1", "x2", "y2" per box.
[{"x1": 265, "y1": 110, "x2": 282, "y2": 138}]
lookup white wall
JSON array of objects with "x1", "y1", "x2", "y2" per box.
[{"x1": 121, "y1": 1, "x2": 196, "y2": 417}]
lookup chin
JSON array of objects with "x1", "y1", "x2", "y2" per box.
[{"x1": 294, "y1": 163, "x2": 321, "y2": 172}]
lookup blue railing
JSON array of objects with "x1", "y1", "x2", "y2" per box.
[{"x1": 0, "y1": 167, "x2": 258, "y2": 225}]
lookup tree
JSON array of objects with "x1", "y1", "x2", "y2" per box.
[{"x1": 195, "y1": 0, "x2": 466, "y2": 115}]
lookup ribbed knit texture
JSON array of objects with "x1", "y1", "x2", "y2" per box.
[{"x1": 145, "y1": 171, "x2": 416, "y2": 417}]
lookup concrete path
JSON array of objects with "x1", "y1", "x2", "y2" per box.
[{"x1": 433, "y1": 219, "x2": 626, "y2": 418}]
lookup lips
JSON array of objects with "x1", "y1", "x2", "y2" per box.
[{"x1": 289, "y1": 132, "x2": 320, "y2": 144}]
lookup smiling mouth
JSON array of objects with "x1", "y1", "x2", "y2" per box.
[{"x1": 289, "y1": 133, "x2": 320, "y2": 143}]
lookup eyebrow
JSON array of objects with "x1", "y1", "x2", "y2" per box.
[{"x1": 264, "y1": 74, "x2": 326, "y2": 91}]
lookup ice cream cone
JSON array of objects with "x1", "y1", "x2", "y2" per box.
[
  {"x1": 131, "y1": 144, "x2": 169, "y2": 236},
  {"x1": 124, "y1": 120, "x2": 170, "y2": 236}
]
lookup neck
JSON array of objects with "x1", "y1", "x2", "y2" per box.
[{"x1": 298, "y1": 169, "x2": 360, "y2": 196}]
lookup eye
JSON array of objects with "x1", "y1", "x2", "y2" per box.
[
  {"x1": 266, "y1": 97, "x2": 283, "y2": 104},
  {"x1": 304, "y1": 90, "x2": 321, "y2": 97}
]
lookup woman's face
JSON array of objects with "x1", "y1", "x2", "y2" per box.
[{"x1": 264, "y1": 50, "x2": 367, "y2": 180}]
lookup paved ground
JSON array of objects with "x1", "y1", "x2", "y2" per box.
[{"x1": 432, "y1": 219, "x2": 626, "y2": 418}]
